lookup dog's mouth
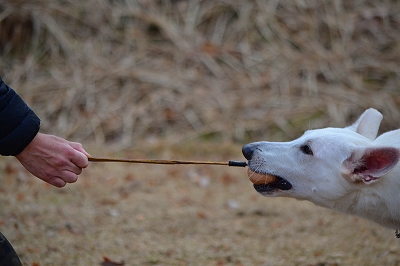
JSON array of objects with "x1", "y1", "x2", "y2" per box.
[{"x1": 247, "y1": 169, "x2": 292, "y2": 193}]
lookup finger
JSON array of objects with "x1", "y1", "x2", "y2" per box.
[
  {"x1": 60, "y1": 171, "x2": 79, "y2": 183},
  {"x1": 63, "y1": 164, "x2": 83, "y2": 176},
  {"x1": 46, "y1": 176, "x2": 67, "y2": 188},
  {"x1": 69, "y1": 149, "x2": 89, "y2": 168},
  {"x1": 69, "y1": 142, "x2": 91, "y2": 157}
]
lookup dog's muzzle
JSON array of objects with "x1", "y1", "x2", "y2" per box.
[{"x1": 242, "y1": 143, "x2": 293, "y2": 193}]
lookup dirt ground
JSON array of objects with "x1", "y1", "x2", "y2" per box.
[
  {"x1": 0, "y1": 142, "x2": 398, "y2": 266},
  {"x1": 1, "y1": 1, "x2": 400, "y2": 265}
]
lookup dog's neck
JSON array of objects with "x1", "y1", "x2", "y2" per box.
[{"x1": 320, "y1": 167, "x2": 400, "y2": 229}]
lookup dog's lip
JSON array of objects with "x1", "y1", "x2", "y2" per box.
[
  {"x1": 253, "y1": 176, "x2": 292, "y2": 193},
  {"x1": 247, "y1": 169, "x2": 292, "y2": 192}
]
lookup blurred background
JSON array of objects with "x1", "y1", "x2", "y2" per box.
[
  {"x1": 2, "y1": 1, "x2": 400, "y2": 265},
  {"x1": 1, "y1": 0, "x2": 400, "y2": 149}
]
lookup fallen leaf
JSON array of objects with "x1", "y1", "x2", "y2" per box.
[
  {"x1": 17, "y1": 193, "x2": 25, "y2": 202},
  {"x1": 202, "y1": 42, "x2": 219, "y2": 56},
  {"x1": 5, "y1": 162, "x2": 18, "y2": 175},
  {"x1": 100, "y1": 257, "x2": 125, "y2": 266},
  {"x1": 197, "y1": 211, "x2": 207, "y2": 219},
  {"x1": 221, "y1": 174, "x2": 236, "y2": 185}
]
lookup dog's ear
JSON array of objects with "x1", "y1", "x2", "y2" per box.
[
  {"x1": 347, "y1": 108, "x2": 383, "y2": 140},
  {"x1": 343, "y1": 147, "x2": 399, "y2": 184}
]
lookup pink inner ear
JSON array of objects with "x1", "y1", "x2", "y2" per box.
[
  {"x1": 361, "y1": 148, "x2": 399, "y2": 175},
  {"x1": 365, "y1": 153, "x2": 390, "y2": 170}
]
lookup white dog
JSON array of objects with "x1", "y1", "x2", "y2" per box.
[{"x1": 243, "y1": 108, "x2": 400, "y2": 235}]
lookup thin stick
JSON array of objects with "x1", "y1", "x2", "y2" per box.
[{"x1": 88, "y1": 157, "x2": 247, "y2": 167}]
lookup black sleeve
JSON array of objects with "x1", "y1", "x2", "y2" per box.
[{"x1": 0, "y1": 77, "x2": 40, "y2": 156}]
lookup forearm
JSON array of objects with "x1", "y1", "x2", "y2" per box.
[
  {"x1": 0, "y1": 78, "x2": 89, "y2": 187},
  {"x1": 0, "y1": 77, "x2": 40, "y2": 156}
]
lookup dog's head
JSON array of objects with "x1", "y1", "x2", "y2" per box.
[{"x1": 243, "y1": 108, "x2": 400, "y2": 208}]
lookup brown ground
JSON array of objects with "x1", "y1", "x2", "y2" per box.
[
  {"x1": 0, "y1": 142, "x2": 398, "y2": 266},
  {"x1": 1, "y1": 0, "x2": 400, "y2": 265}
]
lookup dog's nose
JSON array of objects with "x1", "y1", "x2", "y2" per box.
[{"x1": 242, "y1": 143, "x2": 256, "y2": 160}]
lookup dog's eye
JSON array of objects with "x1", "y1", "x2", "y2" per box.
[{"x1": 300, "y1": 144, "x2": 313, "y2": 155}]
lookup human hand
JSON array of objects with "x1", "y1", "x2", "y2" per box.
[{"x1": 15, "y1": 133, "x2": 90, "y2": 187}]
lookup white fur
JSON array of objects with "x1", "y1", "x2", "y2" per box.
[{"x1": 244, "y1": 108, "x2": 400, "y2": 229}]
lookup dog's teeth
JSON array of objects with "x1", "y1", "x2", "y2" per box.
[{"x1": 247, "y1": 169, "x2": 276, "y2": 184}]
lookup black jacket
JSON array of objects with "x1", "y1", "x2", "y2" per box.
[{"x1": 0, "y1": 78, "x2": 40, "y2": 156}]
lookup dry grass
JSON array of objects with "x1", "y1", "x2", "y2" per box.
[
  {"x1": 1, "y1": 0, "x2": 400, "y2": 147},
  {"x1": 1, "y1": 0, "x2": 400, "y2": 265}
]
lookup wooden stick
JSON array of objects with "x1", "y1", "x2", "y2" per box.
[{"x1": 88, "y1": 157, "x2": 247, "y2": 167}]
